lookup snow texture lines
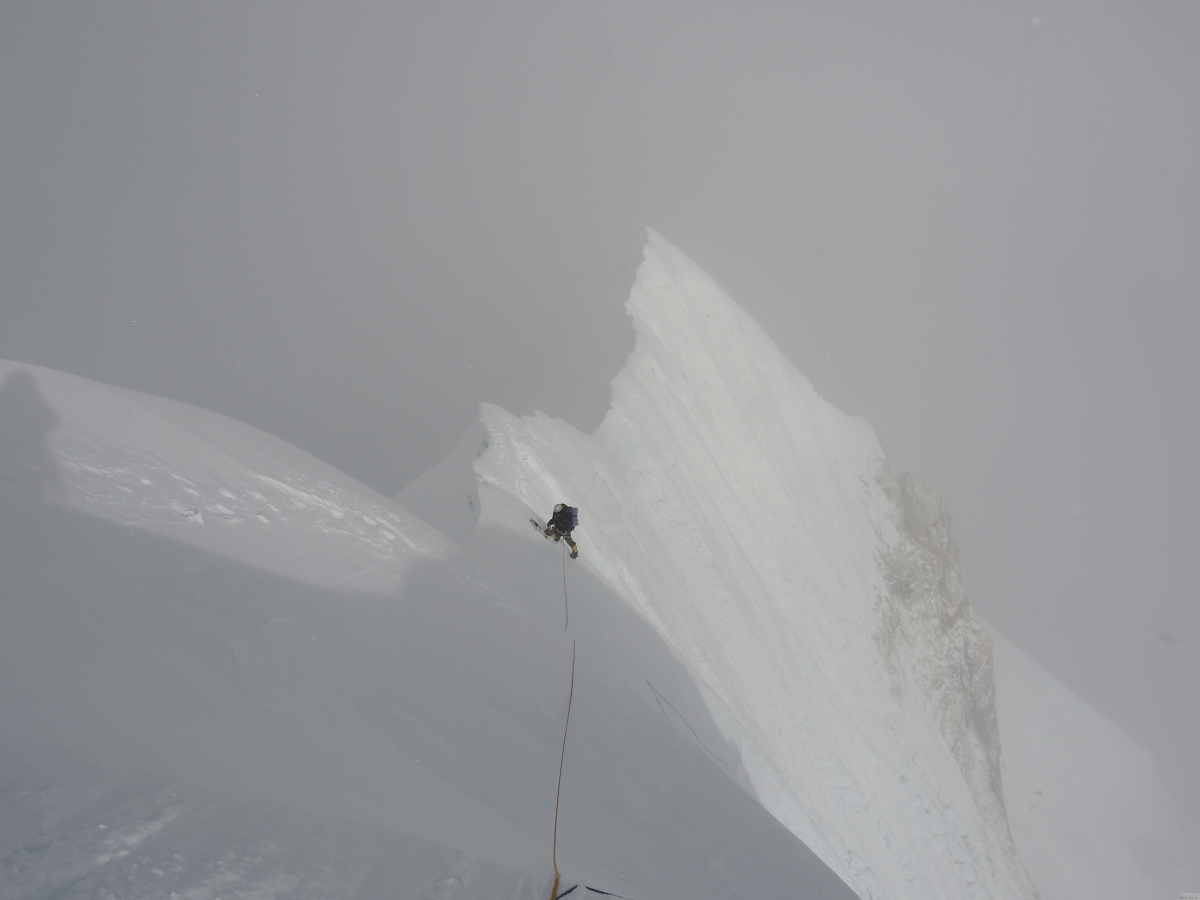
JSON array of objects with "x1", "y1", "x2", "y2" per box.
[{"x1": 475, "y1": 231, "x2": 1036, "y2": 900}]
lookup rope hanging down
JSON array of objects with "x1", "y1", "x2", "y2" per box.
[
  {"x1": 549, "y1": 639, "x2": 577, "y2": 900},
  {"x1": 546, "y1": 564, "x2": 636, "y2": 900}
]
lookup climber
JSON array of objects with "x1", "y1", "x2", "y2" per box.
[{"x1": 542, "y1": 503, "x2": 579, "y2": 559}]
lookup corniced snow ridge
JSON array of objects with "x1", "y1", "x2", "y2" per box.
[{"x1": 418, "y1": 230, "x2": 1195, "y2": 900}]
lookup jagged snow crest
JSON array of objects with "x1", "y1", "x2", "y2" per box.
[{"x1": 470, "y1": 231, "x2": 1037, "y2": 900}]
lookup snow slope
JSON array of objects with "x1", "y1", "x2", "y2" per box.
[
  {"x1": 991, "y1": 630, "x2": 1198, "y2": 897},
  {"x1": 0, "y1": 360, "x2": 855, "y2": 900},
  {"x1": 6, "y1": 234, "x2": 1190, "y2": 900},
  {"x1": 442, "y1": 231, "x2": 1034, "y2": 900},
  {"x1": 402, "y1": 230, "x2": 1193, "y2": 900}
]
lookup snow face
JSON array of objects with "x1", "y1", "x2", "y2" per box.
[
  {"x1": 0, "y1": 361, "x2": 441, "y2": 594},
  {"x1": 449, "y1": 230, "x2": 1194, "y2": 900},
  {"x1": 0, "y1": 360, "x2": 854, "y2": 899},
  {"x1": 990, "y1": 629, "x2": 1199, "y2": 898},
  {"x1": 467, "y1": 231, "x2": 1037, "y2": 900}
]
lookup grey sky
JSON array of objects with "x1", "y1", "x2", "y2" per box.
[{"x1": 2, "y1": 0, "x2": 1197, "y2": 854}]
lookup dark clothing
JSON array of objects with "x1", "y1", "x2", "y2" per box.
[
  {"x1": 544, "y1": 505, "x2": 579, "y2": 558},
  {"x1": 548, "y1": 505, "x2": 577, "y2": 533}
]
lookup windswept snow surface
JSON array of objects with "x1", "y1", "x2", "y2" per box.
[
  {"x1": 461, "y1": 231, "x2": 1036, "y2": 900},
  {"x1": 0, "y1": 360, "x2": 855, "y2": 900},
  {"x1": 418, "y1": 231, "x2": 1191, "y2": 900},
  {"x1": 991, "y1": 630, "x2": 1199, "y2": 898}
]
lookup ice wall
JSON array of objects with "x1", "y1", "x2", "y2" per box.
[{"x1": 469, "y1": 231, "x2": 1036, "y2": 900}]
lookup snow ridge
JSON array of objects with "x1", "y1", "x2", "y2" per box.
[
  {"x1": 472, "y1": 231, "x2": 1037, "y2": 900},
  {"x1": 2, "y1": 357, "x2": 857, "y2": 900},
  {"x1": 0, "y1": 360, "x2": 446, "y2": 594}
]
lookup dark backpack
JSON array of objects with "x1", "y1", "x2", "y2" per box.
[{"x1": 552, "y1": 505, "x2": 578, "y2": 531}]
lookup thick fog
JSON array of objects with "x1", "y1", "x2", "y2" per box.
[{"x1": 1, "y1": 0, "x2": 1197, "y2": 858}]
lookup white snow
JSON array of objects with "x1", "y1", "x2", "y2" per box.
[
  {"x1": 0, "y1": 359, "x2": 851, "y2": 899},
  {"x1": 404, "y1": 230, "x2": 1193, "y2": 900},
  {"x1": 0, "y1": 361, "x2": 446, "y2": 594},
  {"x1": 991, "y1": 629, "x2": 1198, "y2": 897},
  {"x1": 4, "y1": 230, "x2": 1192, "y2": 900},
  {"x1": 456, "y1": 231, "x2": 1033, "y2": 900}
]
